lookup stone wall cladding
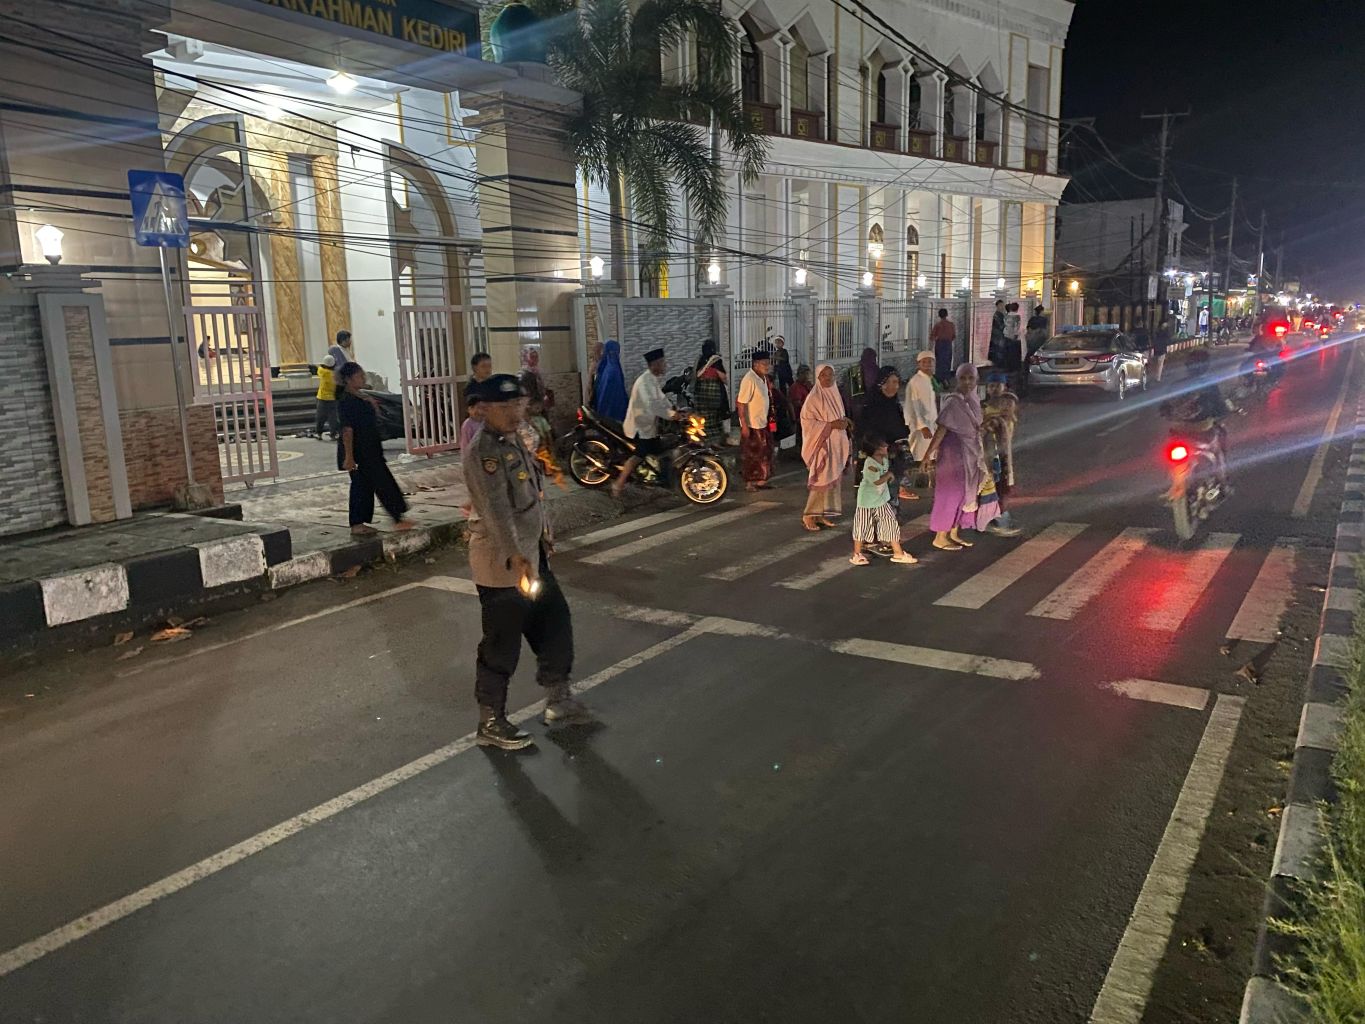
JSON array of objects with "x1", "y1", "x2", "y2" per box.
[
  {"x1": 620, "y1": 302, "x2": 714, "y2": 376},
  {"x1": 0, "y1": 302, "x2": 68, "y2": 536},
  {"x1": 63, "y1": 305, "x2": 117, "y2": 522},
  {"x1": 120, "y1": 405, "x2": 224, "y2": 509}
]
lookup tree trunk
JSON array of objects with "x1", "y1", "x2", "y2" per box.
[{"x1": 608, "y1": 164, "x2": 629, "y2": 294}]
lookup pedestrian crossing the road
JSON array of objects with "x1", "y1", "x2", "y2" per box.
[{"x1": 555, "y1": 503, "x2": 1294, "y2": 640}]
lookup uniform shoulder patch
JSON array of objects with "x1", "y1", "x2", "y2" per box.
[{"x1": 482, "y1": 458, "x2": 499, "y2": 474}]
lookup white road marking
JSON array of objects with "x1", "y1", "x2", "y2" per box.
[
  {"x1": 0, "y1": 624, "x2": 708, "y2": 981},
  {"x1": 1029, "y1": 528, "x2": 1157, "y2": 620},
  {"x1": 830, "y1": 637, "x2": 1041, "y2": 681},
  {"x1": 1292, "y1": 343, "x2": 1354, "y2": 518},
  {"x1": 704, "y1": 529, "x2": 837, "y2": 581},
  {"x1": 554, "y1": 507, "x2": 697, "y2": 552},
  {"x1": 935, "y1": 522, "x2": 1088, "y2": 609},
  {"x1": 579, "y1": 502, "x2": 777, "y2": 565},
  {"x1": 1102, "y1": 679, "x2": 1211, "y2": 711},
  {"x1": 1089, "y1": 694, "x2": 1246, "y2": 1024},
  {"x1": 116, "y1": 583, "x2": 424, "y2": 678},
  {"x1": 1139, "y1": 532, "x2": 1240, "y2": 632},
  {"x1": 1225, "y1": 539, "x2": 1299, "y2": 643},
  {"x1": 775, "y1": 555, "x2": 855, "y2": 590}
]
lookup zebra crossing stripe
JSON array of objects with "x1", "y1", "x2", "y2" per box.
[
  {"x1": 1140, "y1": 532, "x2": 1240, "y2": 632},
  {"x1": 705, "y1": 529, "x2": 837, "y2": 581},
  {"x1": 1029, "y1": 527, "x2": 1157, "y2": 620},
  {"x1": 776, "y1": 555, "x2": 856, "y2": 591},
  {"x1": 579, "y1": 502, "x2": 778, "y2": 565},
  {"x1": 1225, "y1": 538, "x2": 1299, "y2": 643},
  {"x1": 935, "y1": 522, "x2": 1088, "y2": 609},
  {"x1": 555, "y1": 508, "x2": 698, "y2": 552}
]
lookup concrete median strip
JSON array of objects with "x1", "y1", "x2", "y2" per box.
[{"x1": 1235, "y1": 364, "x2": 1364, "y2": 1024}]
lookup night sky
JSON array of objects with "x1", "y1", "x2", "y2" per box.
[{"x1": 1062, "y1": 0, "x2": 1365, "y2": 301}]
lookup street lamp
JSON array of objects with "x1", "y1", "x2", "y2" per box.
[
  {"x1": 868, "y1": 239, "x2": 884, "y2": 263},
  {"x1": 35, "y1": 223, "x2": 63, "y2": 265},
  {"x1": 588, "y1": 254, "x2": 604, "y2": 280},
  {"x1": 961, "y1": 276, "x2": 971, "y2": 291},
  {"x1": 794, "y1": 266, "x2": 807, "y2": 286},
  {"x1": 327, "y1": 71, "x2": 358, "y2": 94},
  {"x1": 915, "y1": 273, "x2": 927, "y2": 290},
  {"x1": 861, "y1": 270, "x2": 874, "y2": 289},
  {"x1": 1026, "y1": 278, "x2": 1038, "y2": 292},
  {"x1": 1069, "y1": 280, "x2": 1080, "y2": 294},
  {"x1": 996, "y1": 277, "x2": 1006, "y2": 290},
  {"x1": 706, "y1": 258, "x2": 721, "y2": 285}
]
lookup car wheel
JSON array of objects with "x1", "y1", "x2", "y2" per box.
[{"x1": 1115, "y1": 373, "x2": 1127, "y2": 400}]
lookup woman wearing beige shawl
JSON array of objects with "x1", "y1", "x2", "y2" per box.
[{"x1": 800, "y1": 364, "x2": 853, "y2": 530}]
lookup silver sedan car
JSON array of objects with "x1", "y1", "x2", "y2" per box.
[{"x1": 1028, "y1": 328, "x2": 1149, "y2": 399}]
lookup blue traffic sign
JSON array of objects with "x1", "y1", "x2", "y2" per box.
[{"x1": 128, "y1": 170, "x2": 190, "y2": 248}]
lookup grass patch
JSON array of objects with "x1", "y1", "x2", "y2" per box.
[{"x1": 1277, "y1": 588, "x2": 1365, "y2": 1021}]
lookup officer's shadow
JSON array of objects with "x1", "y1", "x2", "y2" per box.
[{"x1": 481, "y1": 725, "x2": 668, "y2": 882}]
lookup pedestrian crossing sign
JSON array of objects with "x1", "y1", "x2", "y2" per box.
[{"x1": 127, "y1": 170, "x2": 190, "y2": 248}]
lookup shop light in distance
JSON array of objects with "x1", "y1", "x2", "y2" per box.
[{"x1": 327, "y1": 71, "x2": 358, "y2": 94}]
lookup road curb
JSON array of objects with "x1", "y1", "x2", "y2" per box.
[{"x1": 1237, "y1": 394, "x2": 1365, "y2": 1023}]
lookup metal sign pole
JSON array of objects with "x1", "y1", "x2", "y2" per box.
[{"x1": 159, "y1": 244, "x2": 197, "y2": 491}]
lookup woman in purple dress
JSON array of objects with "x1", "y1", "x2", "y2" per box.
[{"x1": 922, "y1": 362, "x2": 983, "y2": 551}]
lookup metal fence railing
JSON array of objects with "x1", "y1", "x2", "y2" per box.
[{"x1": 814, "y1": 299, "x2": 859, "y2": 362}]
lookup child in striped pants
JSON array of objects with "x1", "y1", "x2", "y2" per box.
[{"x1": 850, "y1": 436, "x2": 918, "y2": 566}]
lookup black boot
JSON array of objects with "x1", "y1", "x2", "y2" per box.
[
  {"x1": 543, "y1": 683, "x2": 595, "y2": 726},
  {"x1": 476, "y1": 705, "x2": 534, "y2": 750}
]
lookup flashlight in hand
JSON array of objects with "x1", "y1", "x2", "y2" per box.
[{"x1": 518, "y1": 573, "x2": 542, "y2": 598}]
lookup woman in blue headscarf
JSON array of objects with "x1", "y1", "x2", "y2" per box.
[{"x1": 593, "y1": 339, "x2": 628, "y2": 421}]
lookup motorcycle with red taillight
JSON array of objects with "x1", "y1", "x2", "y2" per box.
[{"x1": 1162, "y1": 431, "x2": 1228, "y2": 541}]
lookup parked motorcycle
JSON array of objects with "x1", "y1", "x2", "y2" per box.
[
  {"x1": 1164, "y1": 431, "x2": 1227, "y2": 541},
  {"x1": 567, "y1": 405, "x2": 729, "y2": 505}
]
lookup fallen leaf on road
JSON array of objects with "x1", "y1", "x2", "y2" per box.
[
  {"x1": 151, "y1": 627, "x2": 193, "y2": 643},
  {"x1": 1266, "y1": 804, "x2": 1283, "y2": 818},
  {"x1": 337, "y1": 565, "x2": 362, "y2": 578},
  {"x1": 116, "y1": 646, "x2": 145, "y2": 661},
  {"x1": 113, "y1": 631, "x2": 134, "y2": 646},
  {"x1": 1218, "y1": 642, "x2": 1233, "y2": 657}
]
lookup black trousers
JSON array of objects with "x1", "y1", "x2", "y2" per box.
[
  {"x1": 474, "y1": 557, "x2": 574, "y2": 712},
  {"x1": 348, "y1": 460, "x2": 408, "y2": 525},
  {"x1": 314, "y1": 399, "x2": 338, "y2": 437}
]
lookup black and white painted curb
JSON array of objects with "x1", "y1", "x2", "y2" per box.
[
  {"x1": 1238, "y1": 395, "x2": 1364, "y2": 1023},
  {"x1": 0, "y1": 526, "x2": 292, "y2": 648}
]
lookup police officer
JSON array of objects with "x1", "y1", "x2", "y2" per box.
[{"x1": 463, "y1": 374, "x2": 593, "y2": 750}]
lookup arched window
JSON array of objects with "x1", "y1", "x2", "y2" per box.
[
  {"x1": 740, "y1": 21, "x2": 762, "y2": 103},
  {"x1": 943, "y1": 88, "x2": 956, "y2": 137},
  {"x1": 875, "y1": 68, "x2": 889, "y2": 124},
  {"x1": 906, "y1": 224, "x2": 920, "y2": 283},
  {"x1": 907, "y1": 76, "x2": 922, "y2": 129}
]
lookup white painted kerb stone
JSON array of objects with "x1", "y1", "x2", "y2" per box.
[
  {"x1": 195, "y1": 535, "x2": 267, "y2": 588},
  {"x1": 40, "y1": 564, "x2": 129, "y2": 626}
]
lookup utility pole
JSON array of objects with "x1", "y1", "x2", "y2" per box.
[
  {"x1": 1223, "y1": 177, "x2": 1237, "y2": 319},
  {"x1": 1139, "y1": 110, "x2": 1188, "y2": 331},
  {"x1": 1274, "y1": 234, "x2": 1284, "y2": 293},
  {"x1": 1254, "y1": 209, "x2": 1267, "y2": 318},
  {"x1": 1207, "y1": 222, "x2": 1216, "y2": 341}
]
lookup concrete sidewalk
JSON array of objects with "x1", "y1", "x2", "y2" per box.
[{"x1": 0, "y1": 450, "x2": 671, "y2": 661}]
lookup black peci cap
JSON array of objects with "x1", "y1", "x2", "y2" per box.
[
  {"x1": 468, "y1": 373, "x2": 525, "y2": 403},
  {"x1": 644, "y1": 347, "x2": 666, "y2": 364}
]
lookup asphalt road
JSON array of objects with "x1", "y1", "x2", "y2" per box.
[{"x1": 0, "y1": 335, "x2": 1358, "y2": 1023}]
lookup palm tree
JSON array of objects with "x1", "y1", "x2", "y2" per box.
[{"x1": 518, "y1": 0, "x2": 767, "y2": 291}]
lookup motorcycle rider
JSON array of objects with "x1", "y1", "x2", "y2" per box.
[
  {"x1": 1164, "y1": 348, "x2": 1232, "y2": 489},
  {"x1": 612, "y1": 347, "x2": 684, "y2": 498}
]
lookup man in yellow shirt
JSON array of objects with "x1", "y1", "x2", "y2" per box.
[{"x1": 314, "y1": 354, "x2": 338, "y2": 440}]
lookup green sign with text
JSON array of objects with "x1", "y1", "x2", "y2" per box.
[{"x1": 253, "y1": 0, "x2": 479, "y2": 56}]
